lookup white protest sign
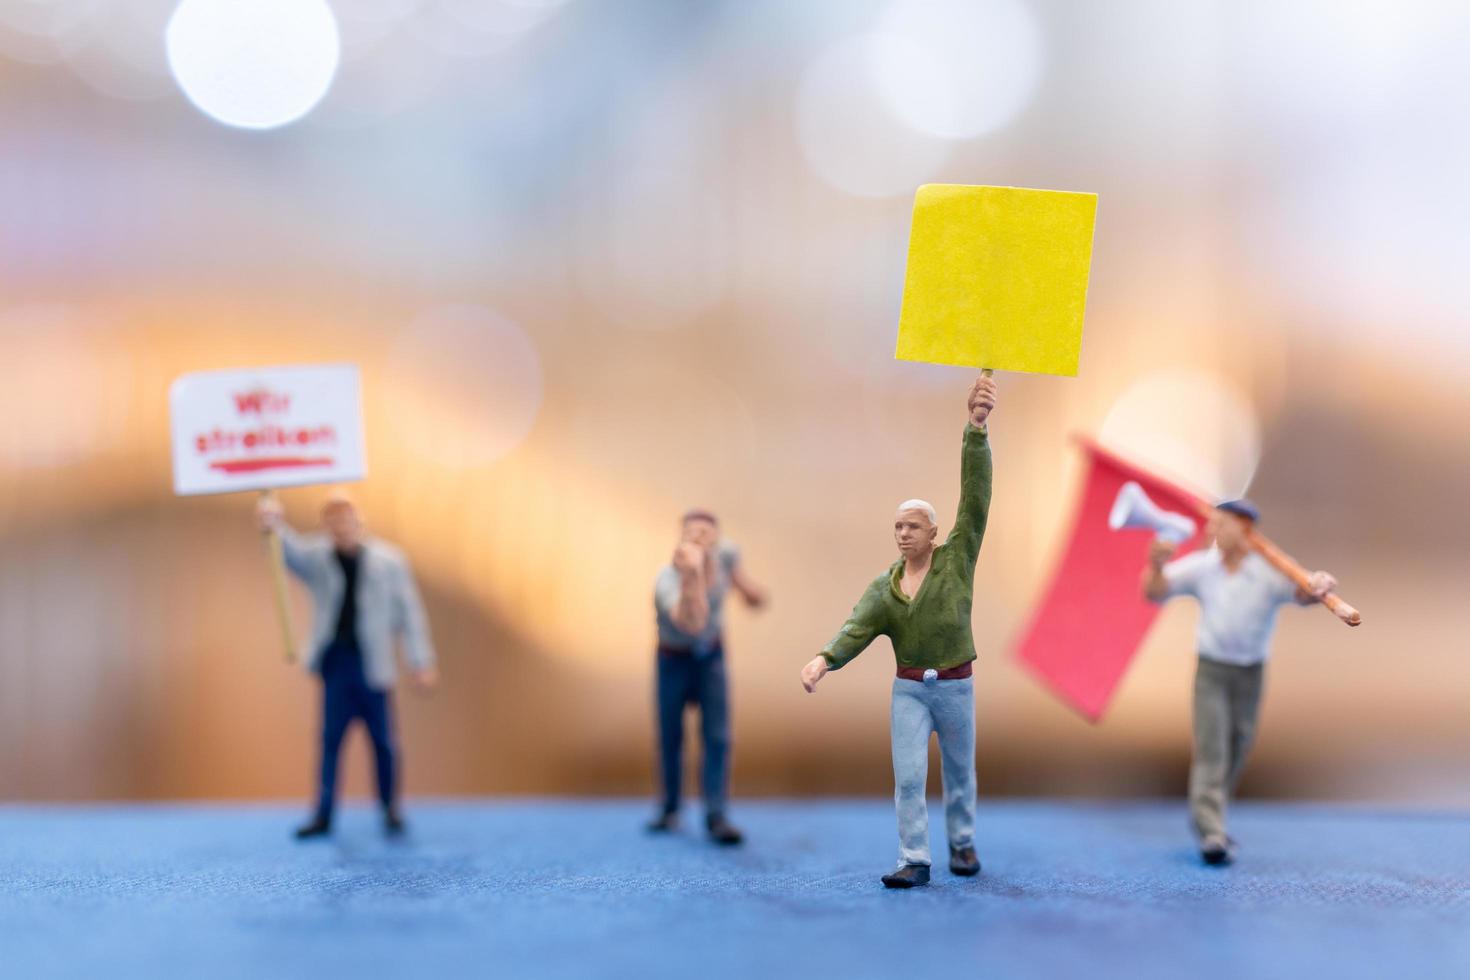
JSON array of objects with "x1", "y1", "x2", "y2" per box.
[{"x1": 169, "y1": 363, "x2": 366, "y2": 496}]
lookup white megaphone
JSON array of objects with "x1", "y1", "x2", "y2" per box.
[{"x1": 1108, "y1": 481, "x2": 1197, "y2": 544}]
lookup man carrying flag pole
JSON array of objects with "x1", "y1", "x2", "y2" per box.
[{"x1": 1143, "y1": 499, "x2": 1338, "y2": 866}]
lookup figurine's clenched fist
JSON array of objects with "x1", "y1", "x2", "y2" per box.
[
  {"x1": 800, "y1": 655, "x2": 829, "y2": 693},
  {"x1": 968, "y1": 375, "x2": 998, "y2": 429},
  {"x1": 256, "y1": 495, "x2": 284, "y2": 534},
  {"x1": 1306, "y1": 570, "x2": 1338, "y2": 599},
  {"x1": 672, "y1": 542, "x2": 704, "y2": 575},
  {"x1": 1149, "y1": 538, "x2": 1178, "y2": 569}
]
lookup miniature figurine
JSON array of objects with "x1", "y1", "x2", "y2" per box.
[
  {"x1": 801, "y1": 374, "x2": 996, "y2": 889},
  {"x1": 648, "y1": 510, "x2": 768, "y2": 845},
  {"x1": 1143, "y1": 500, "x2": 1337, "y2": 865},
  {"x1": 257, "y1": 491, "x2": 437, "y2": 840}
]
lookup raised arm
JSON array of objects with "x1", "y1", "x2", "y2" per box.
[
  {"x1": 1145, "y1": 546, "x2": 1210, "y2": 606},
  {"x1": 667, "y1": 543, "x2": 711, "y2": 635},
  {"x1": 1142, "y1": 539, "x2": 1177, "y2": 603},
  {"x1": 256, "y1": 495, "x2": 325, "y2": 581},
  {"x1": 946, "y1": 375, "x2": 996, "y2": 565}
]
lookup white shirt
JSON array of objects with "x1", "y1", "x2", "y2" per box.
[{"x1": 1162, "y1": 548, "x2": 1299, "y2": 666}]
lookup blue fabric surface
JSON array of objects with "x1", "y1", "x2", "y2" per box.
[{"x1": 2, "y1": 799, "x2": 1466, "y2": 979}]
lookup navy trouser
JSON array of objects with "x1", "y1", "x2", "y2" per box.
[
  {"x1": 315, "y1": 639, "x2": 396, "y2": 821},
  {"x1": 655, "y1": 646, "x2": 730, "y2": 818}
]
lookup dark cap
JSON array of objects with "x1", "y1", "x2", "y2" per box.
[
  {"x1": 1216, "y1": 499, "x2": 1260, "y2": 523},
  {"x1": 682, "y1": 509, "x2": 719, "y2": 526}
]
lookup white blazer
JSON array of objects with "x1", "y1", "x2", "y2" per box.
[{"x1": 278, "y1": 528, "x2": 436, "y2": 691}]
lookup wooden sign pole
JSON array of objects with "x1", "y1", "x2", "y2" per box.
[{"x1": 260, "y1": 489, "x2": 298, "y2": 662}]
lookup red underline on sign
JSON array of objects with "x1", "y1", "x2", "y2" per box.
[{"x1": 209, "y1": 457, "x2": 335, "y2": 474}]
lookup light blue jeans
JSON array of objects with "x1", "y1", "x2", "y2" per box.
[{"x1": 891, "y1": 676, "x2": 976, "y2": 867}]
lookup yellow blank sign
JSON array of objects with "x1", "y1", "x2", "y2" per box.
[{"x1": 896, "y1": 184, "x2": 1097, "y2": 376}]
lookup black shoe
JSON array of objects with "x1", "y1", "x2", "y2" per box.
[
  {"x1": 384, "y1": 809, "x2": 407, "y2": 838},
  {"x1": 949, "y1": 845, "x2": 981, "y2": 876},
  {"x1": 1200, "y1": 835, "x2": 1234, "y2": 866},
  {"x1": 881, "y1": 864, "x2": 931, "y2": 889},
  {"x1": 706, "y1": 815, "x2": 744, "y2": 847},
  {"x1": 646, "y1": 811, "x2": 679, "y2": 833},
  {"x1": 294, "y1": 818, "x2": 331, "y2": 840}
]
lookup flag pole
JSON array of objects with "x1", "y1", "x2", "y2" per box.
[
  {"x1": 1245, "y1": 527, "x2": 1362, "y2": 627},
  {"x1": 1184, "y1": 499, "x2": 1362, "y2": 627},
  {"x1": 1078, "y1": 437, "x2": 1361, "y2": 627}
]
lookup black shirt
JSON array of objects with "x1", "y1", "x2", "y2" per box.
[{"x1": 333, "y1": 548, "x2": 361, "y2": 647}]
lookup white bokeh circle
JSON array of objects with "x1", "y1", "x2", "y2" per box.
[
  {"x1": 795, "y1": 33, "x2": 952, "y2": 198},
  {"x1": 166, "y1": 0, "x2": 341, "y2": 129},
  {"x1": 61, "y1": 0, "x2": 177, "y2": 102},
  {"x1": 872, "y1": 0, "x2": 1044, "y2": 140},
  {"x1": 1098, "y1": 369, "x2": 1262, "y2": 500}
]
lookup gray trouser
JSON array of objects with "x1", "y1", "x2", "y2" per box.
[
  {"x1": 891, "y1": 676, "x2": 976, "y2": 868},
  {"x1": 1190, "y1": 657, "x2": 1265, "y2": 841}
]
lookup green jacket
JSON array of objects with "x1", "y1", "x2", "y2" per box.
[{"x1": 820, "y1": 424, "x2": 992, "y2": 672}]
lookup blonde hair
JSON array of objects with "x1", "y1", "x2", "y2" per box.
[{"x1": 896, "y1": 499, "x2": 937, "y2": 525}]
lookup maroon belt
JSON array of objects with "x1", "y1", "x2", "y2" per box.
[{"x1": 896, "y1": 662, "x2": 973, "y2": 682}]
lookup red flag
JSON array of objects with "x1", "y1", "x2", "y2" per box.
[{"x1": 1013, "y1": 439, "x2": 1208, "y2": 721}]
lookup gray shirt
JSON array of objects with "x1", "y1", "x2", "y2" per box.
[
  {"x1": 1163, "y1": 548, "x2": 1298, "y2": 666},
  {"x1": 654, "y1": 542, "x2": 740, "y2": 655}
]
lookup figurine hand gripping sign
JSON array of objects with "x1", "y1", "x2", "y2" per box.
[
  {"x1": 802, "y1": 184, "x2": 1096, "y2": 889},
  {"x1": 170, "y1": 364, "x2": 369, "y2": 663}
]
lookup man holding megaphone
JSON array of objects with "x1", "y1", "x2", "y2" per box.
[{"x1": 1140, "y1": 498, "x2": 1337, "y2": 866}]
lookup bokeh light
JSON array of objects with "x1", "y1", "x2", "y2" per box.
[
  {"x1": 407, "y1": 0, "x2": 562, "y2": 59},
  {"x1": 0, "y1": 0, "x2": 100, "y2": 65},
  {"x1": 872, "y1": 0, "x2": 1044, "y2": 140},
  {"x1": 795, "y1": 33, "x2": 951, "y2": 198},
  {"x1": 316, "y1": 20, "x2": 448, "y2": 127},
  {"x1": 1235, "y1": 0, "x2": 1470, "y2": 367},
  {"x1": 1098, "y1": 368, "x2": 1262, "y2": 500},
  {"x1": 165, "y1": 0, "x2": 341, "y2": 130},
  {"x1": 59, "y1": 0, "x2": 176, "y2": 102},
  {"x1": 438, "y1": 0, "x2": 561, "y2": 37},
  {"x1": 1238, "y1": 0, "x2": 1454, "y2": 128},
  {"x1": 386, "y1": 306, "x2": 544, "y2": 468},
  {"x1": 330, "y1": 0, "x2": 426, "y2": 65}
]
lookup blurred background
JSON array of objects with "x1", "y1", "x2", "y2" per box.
[{"x1": 0, "y1": 0, "x2": 1465, "y2": 808}]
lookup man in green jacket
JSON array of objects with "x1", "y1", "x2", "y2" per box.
[{"x1": 801, "y1": 374, "x2": 996, "y2": 889}]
